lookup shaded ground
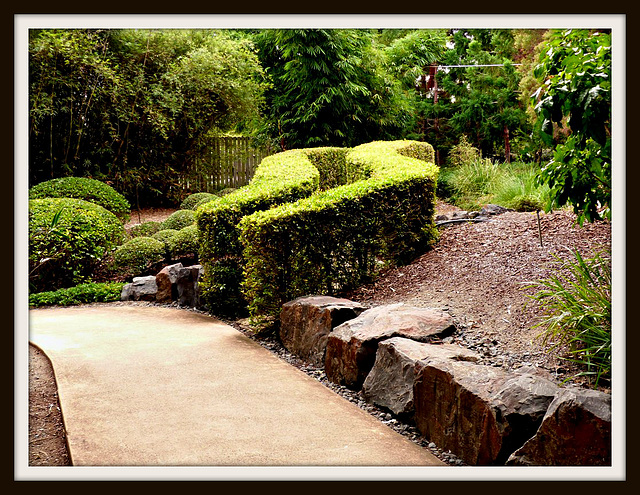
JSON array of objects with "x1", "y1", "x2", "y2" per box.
[{"x1": 27, "y1": 203, "x2": 613, "y2": 466}]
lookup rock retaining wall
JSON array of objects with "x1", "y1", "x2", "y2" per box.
[{"x1": 279, "y1": 295, "x2": 612, "y2": 466}]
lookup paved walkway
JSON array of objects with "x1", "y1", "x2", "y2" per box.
[{"x1": 29, "y1": 304, "x2": 445, "y2": 468}]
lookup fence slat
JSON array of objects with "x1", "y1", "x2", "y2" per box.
[{"x1": 180, "y1": 136, "x2": 271, "y2": 195}]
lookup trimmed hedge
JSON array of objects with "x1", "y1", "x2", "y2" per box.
[
  {"x1": 180, "y1": 192, "x2": 218, "y2": 210},
  {"x1": 161, "y1": 209, "x2": 196, "y2": 230},
  {"x1": 112, "y1": 236, "x2": 165, "y2": 277},
  {"x1": 240, "y1": 141, "x2": 439, "y2": 321},
  {"x1": 196, "y1": 140, "x2": 439, "y2": 321},
  {"x1": 29, "y1": 282, "x2": 126, "y2": 308},
  {"x1": 29, "y1": 197, "x2": 126, "y2": 292},
  {"x1": 29, "y1": 177, "x2": 131, "y2": 221}
]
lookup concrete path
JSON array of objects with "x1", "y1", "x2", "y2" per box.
[{"x1": 29, "y1": 304, "x2": 445, "y2": 467}]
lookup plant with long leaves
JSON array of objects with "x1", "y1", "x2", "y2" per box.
[{"x1": 525, "y1": 249, "x2": 611, "y2": 387}]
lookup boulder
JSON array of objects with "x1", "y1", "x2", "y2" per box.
[
  {"x1": 506, "y1": 387, "x2": 612, "y2": 466},
  {"x1": 155, "y1": 263, "x2": 184, "y2": 303},
  {"x1": 324, "y1": 303, "x2": 456, "y2": 390},
  {"x1": 280, "y1": 295, "x2": 367, "y2": 366},
  {"x1": 121, "y1": 275, "x2": 157, "y2": 302},
  {"x1": 177, "y1": 265, "x2": 204, "y2": 308},
  {"x1": 362, "y1": 337, "x2": 480, "y2": 417},
  {"x1": 413, "y1": 358, "x2": 559, "y2": 465}
]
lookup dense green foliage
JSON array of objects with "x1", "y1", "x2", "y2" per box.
[
  {"x1": 29, "y1": 198, "x2": 125, "y2": 292},
  {"x1": 197, "y1": 140, "x2": 438, "y2": 322},
  {"x1": 29, "y1": 177, "x2": 131, "y2": 220},
  {"x1": 112, "y1": 236, "x2": 165, "y2": 276},
  {"x1": 240, "y1": 141, "x2": 438, "y2": 323},
  {"x1": 161, "y1": 209, "x2": 196, "y2": 230},
  {"x1": 180, "y1": 192, "x2": 218, "y2": 210},
  {"x1": 526, "y1": 250, "x2": 611, "y2": 387},
  {"x1": 254, "y1": 29, "x2": 412, "y2": 150},
  {"x1": 29, "y1": 282, "x2": 125, "y2": 308},
  {"x1": 532, "y1": 29, "x2": 611, "y2": 224},
  {"x1": 29, "y1": 29, "x2": 266, "y2": 206},
  {"x1": 170, "y1": 224, "x2": 200, "y2": 259}
]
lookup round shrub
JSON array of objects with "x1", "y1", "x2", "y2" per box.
[
  {"x1": 128, "y1": 221, "x2": 162, "y2": 238},
  {"x1": 112, "y1": 237, "x2": 165, "y2": 276},
  {"x1": 152, "y1": 229, "x2": 179, "y2": 259},
  {"x1": 180, "y1": 192, "x2": 218, "y2": 210},
  {"x1": 29, "y1": 197, "x2": 126, "y2": 292},
  {"x1": 29, "y1": 177, "x2": 131, "y2": 221},
  {"x1": 162, "y1": 209, "x2": 196, "y2": 230},
  {"x1": 170, "y1": 224, "x2": 199, "y2": 258}
]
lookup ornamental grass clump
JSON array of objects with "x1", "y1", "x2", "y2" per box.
[{"x1": 526, "y1": 249, "x2": 611, "y2": 387}]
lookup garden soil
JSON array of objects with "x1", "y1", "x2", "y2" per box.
[{"x1": 26, "y1": 202, "x2": 613, "y2": 467}]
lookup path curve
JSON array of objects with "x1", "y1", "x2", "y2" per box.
[{"x1": 29, "y1": 304, "x2": 445, "y2": 467}]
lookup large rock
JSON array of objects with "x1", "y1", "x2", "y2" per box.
[
  {"x1": 506, "y1": 387, "x2": 611, "y2": 466},
  {"x1": 176, "y1": 264, "x2": 204, "y2": 308},
  {"x1": 324, "y1": 303, "x2": 456, "y2": 390},
  {"x1": 121, "y1": 275, "x2": 157, "y2": 301},
  {"x1": 413, "y1": 358, "x2": 559, "y2": 465},
  {"x1": 155, "y1": 263, "x2": 184, "y2": 303},
  {"x1": 279, "y1": 296, "x2": 367, "y2": 366},
  {"x1": 362, "y1": 337, "x2": 480, "y2": 417}
]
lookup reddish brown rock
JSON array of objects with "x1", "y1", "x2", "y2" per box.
[
  {"x1": 413, "y1": 359, "x2": 558, "y2": 465},
  {"x1": 324, "y1": 304, "x2": 456, "y2": 390},
  {"x1": 506, "y1": 387, "x2": 611, "y2": 466},
  {"x1": 279, "y1": 296, "x2": 367, "y2": 366},
  {"x1": 362, "y1": 337, "x2": 480, "y2": 417},
  {"x1": 155, "y1": 263, "x2": 184, "y2": 303}
]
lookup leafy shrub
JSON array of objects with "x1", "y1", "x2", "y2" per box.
[
  {"x1": 180, "y1": 192, "x2": 218, "y2": 210},
  {"x1": 239, "y1": 140, "x2": 439, "y2": 322},
  {"x1": 29, "y1": 282, "x2": 126, "y2": 308},
  {"x1": 152, "y1": 229, "x2": 179, "y2": 259},
  {"x1": 112, "y1": 236, "x2": 165, "y2": 276},
  {"x1": 526, "y1": 250, "x2": 611, "y2": 387},
  {"x1": 447, "y1": 135, "x2": 481, "y2": 167},
  {"x1": 162, "y1": 210, "x2": 196, "y2": 230},
  {"x1": 171, "y1": 224, "x2": 199, "y2": 258},
  {"x1": 128, "y1": 221, "x2": 162, "y2": 238},
  {"x1": 29, "y1": 177, "x2": 131, "y2": 221},
  {"x1": 29, "y1": 198, "x2": 126, "y2": 292}
]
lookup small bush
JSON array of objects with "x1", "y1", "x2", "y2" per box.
[
  {"x1": 29, "y1": 198, "x2": 125, "y2": 292},
  {"x1": 112, "y1": 236, "x2": 165, "y2": 276},
  {"x1": 171, "y1": 224, "x2": 199, "y2": 258},
  {"x1": 525, "y1": 250, "x2": 611, "y2": 387},
  {"x1": 162, "y1": 210, "x2": 196, "y2": 230},
  {"x1": 29, "y1": 282, "x2": 126, "y2": 308},
  {"x1": 447, "y1": 135, "x2": 481, "y2": 167},
  {"x1": 128, "y1": 221, "x2": 162, "y2": 238},
  {"x1": 180, "y1": 192, "x2": 218, "y2": 210},
  {"x1": 152, "y1": 229, "x2": 179, "y2": 259},
  {"x1": 29, "y1": 177, "x2": 131, "y2": 221}
]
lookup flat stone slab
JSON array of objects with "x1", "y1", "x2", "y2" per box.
[
  {"x1": 325, "y1": 303, "x2": 456, "y2": 390},
  {"x1": 28, "y1": 304, "x2": 444, "y2": 467}
]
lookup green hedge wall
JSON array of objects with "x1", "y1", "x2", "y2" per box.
[{"x1": 196, "y1": 140, "x2": 439, "y2": 320}]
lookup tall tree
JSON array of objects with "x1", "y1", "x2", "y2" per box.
[
  {"x1": 532, "y1": 29, "x2": 611, "y2": 224},
  {"x1": 29, "y1": 29, "x2": 266, "y2": 205},
  {"x1": 254, "y1": 29, "x2": 411, "y2": 150}
]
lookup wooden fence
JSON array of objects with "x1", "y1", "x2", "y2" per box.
[{"x1": 181, "y1": 136, "x2": 272, "y2": 193}]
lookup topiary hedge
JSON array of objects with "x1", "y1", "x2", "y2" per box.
[
  {"x1": 180, "y1": 192, "x2": 219, "y2": 210},
  {"x1": 112, "y1": 236, "x2": 166, "y2": 277},
  {"x1": 29, "y1": 197, "x2": 126, "y2": 292},
  {"x1": 29, "y1": 177, "x2": 131, "y2": 221},
  {"x1": 196, "y1": 140, "x2": 439, "y2": 321},
  {"x1": 161, "y1": 209, "x2": 196, "y2": 231}
]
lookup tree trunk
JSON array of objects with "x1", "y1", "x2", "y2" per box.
[{"x1": 503, "y1": 125, "x2": 511, "y2": 163}]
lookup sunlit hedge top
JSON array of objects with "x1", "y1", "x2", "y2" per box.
[{"x1": 29, "y1": 177, "x2": 131, "y2": 221}]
